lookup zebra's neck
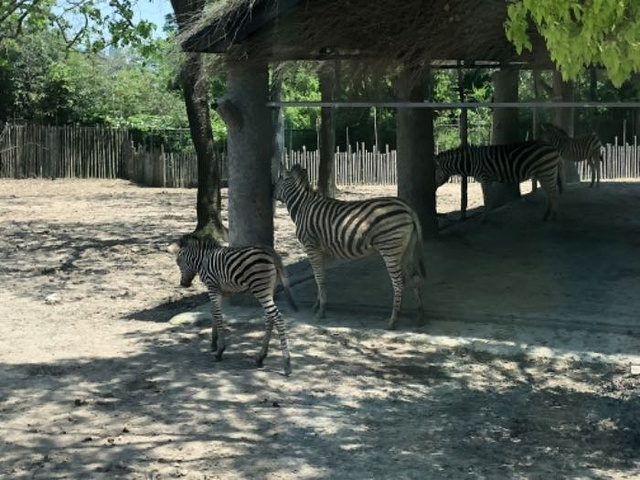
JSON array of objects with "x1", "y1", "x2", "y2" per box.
[{"x1": 284, "y1": 187, "x2": 316, "y2": 223}]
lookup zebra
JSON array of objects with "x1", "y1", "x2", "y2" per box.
[
  {"x1": 540, "y1": 123, "x2": 603, "y2": 187},
  {"x1": 435, "y1": 141, "x2": 563, "y2": 222},
  {"x1": 274, "y1": 164, "x2": 426, "y2": 330},
  {"x1": 173, "y1": 234, "x2": 297, "y2": 376}
]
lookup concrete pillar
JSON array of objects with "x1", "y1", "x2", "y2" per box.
[
  {"x1": 553, "y1": 70, "x2": 580, "y2": 183},
  {"x1": 215, "y1": 60, "x2": 274, "y2": 247},
  {"x1": 396, "y1": 68, "x2": 437, "y2": 237},
  {"x1": 491, "y1": 67, "x2": 521, "y2": 205}
]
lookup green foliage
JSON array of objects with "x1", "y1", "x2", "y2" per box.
[
  {"x1": 0, "y1": 0, "x2": 157, "y2": 55},
  {"x1": 505, "y1": 0, "x2": 640, "y2": 86}
]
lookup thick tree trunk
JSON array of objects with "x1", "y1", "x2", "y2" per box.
[
  {"x1": 396, "y1": 68, "x2": 437, "y2": 237},
  {"x1": 490, "y1": 68, "x2": 521, "y2": 206},
  {"x1": 171, "y1": 0, "x2": 226, "y2": 240},
  {"x1": 215, "y1": 60, "x2": 274, "y2": 247},
  {"x1": 318, "y1": 64, "x2": 336, "y2": 197},
  {"x1": 553, "y1": 70, "x2": 580, "y2": 183}
]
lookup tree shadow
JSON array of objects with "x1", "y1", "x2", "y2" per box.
[{"x1": 1, "y1": 320, "x2": 638, "y2": 479}]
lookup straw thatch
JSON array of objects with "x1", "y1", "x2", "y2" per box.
[{"x1": 180, "y1": 0, "x2": 552, "y2": 72}]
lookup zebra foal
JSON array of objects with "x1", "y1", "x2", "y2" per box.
[
  {"x1": 540, "y1": 123, "x2": 603, "y2": 187},
  {"x1": 435, "y1": 141, "x2": 563, "y2": 221},
  {"x1": 173, "y1": 234, "x2": 297, "y2": 376},
  {"x1": 274, "y1": 164, "x2": 426, "y2": 330}
]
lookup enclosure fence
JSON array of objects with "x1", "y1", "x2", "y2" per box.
[{"x1": 2, "y1": 124, "x2": 640, "y2": 186}]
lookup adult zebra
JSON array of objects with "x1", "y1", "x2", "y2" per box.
[
  {"x1": 540, "y1": 123, "x2": 603, "y2": 187},
  {"x1": 274, "y1": 164, "x2": 426, "y2": 330},
  {"x1": 435, "y1": 141, "x2": 563, "y2": 221},
  {"x1": 173, "y1": 234, "x2": 297, "y2": 376}
]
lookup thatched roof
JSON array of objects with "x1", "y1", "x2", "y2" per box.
[{"x1": 181, "y1": 0, "x2": 553, "y2": 68}]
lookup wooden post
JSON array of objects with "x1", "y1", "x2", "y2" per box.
[
  {"x1": 396, "y1": 66, "x2": 437, "y2": 237},
  {"x1": 318, "y1": 62, "x2": 337, "y2": 197},
  {"x1": 458, "y1": 64, "x2": 469, "y2": 220},
  {"x1": 215, "y1": 59, "x2": 274, "y2": 247}
]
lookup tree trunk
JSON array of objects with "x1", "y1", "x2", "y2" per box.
[
  {"x1": 396, "y1": 68, "x2": 437, "y2": 237},
  {"x1": 490, "y1": 68, "x2": 521, "y2": 206},
  {"x1": 171, "y1": 0, "x2": 226, "y2": 240},
  {"x1": 318, "y1": 63, "x2": 336, "y2": 197},
  {"x1": 215, "y1": 60, "x2": 274, "y2": 247},
  {"x1": 553, "y1": 70, "x2": 580, "y2": 183}
]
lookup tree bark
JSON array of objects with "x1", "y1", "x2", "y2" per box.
[
  {"x1": 171, "y1": 0, "x2": 226, "y2": 240},
  {"x1": 553, "y1": 70, "x2": 580, "y2": 183},
  {"x1": 216, "y1": 60, "x2": 274, "y2": 247},
  {"x1": 396, "y1": 67, "x2": 437, "y2": 237},
  {"x1": 490, "y1": 67, "x2": 521, "y2": 205},
  {"x1": 318, "y1": 63, "x2": 336, "y2": 197}
]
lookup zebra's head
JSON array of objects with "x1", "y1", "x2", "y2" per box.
[
  {"x1": 274, "y1": 164, "x2": 310, "y2": 202},
  {"x1": 175, "y1": 235, "x2": 203, "y2": 288}
]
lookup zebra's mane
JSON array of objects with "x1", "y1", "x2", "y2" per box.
[
  {"x1": 288, "y1": 164, "x2": 311, "y2": 190},
  {"x1": 541, "y1": 123, "x2": 569, "y2": 137},
  {"x1": 178, "y1": 234, "x2": 222, "y2": 252}
]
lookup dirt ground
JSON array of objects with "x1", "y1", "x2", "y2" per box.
[{"x1": 1, "y1": 178, "x2": 639, "y2": 479}]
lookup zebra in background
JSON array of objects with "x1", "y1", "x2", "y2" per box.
[
  {"x1": 435, "y1": 141, "x2": 563, "y2": 221},
  {"x1": 540, "y1": 122, "x2": 603, "y2": 187},
  {"x1": 274, "y1": 164, "x2": 426, "y2": 330},
  {"x1": 173, "y1": 234, "x2": 297, "y2": 376}
]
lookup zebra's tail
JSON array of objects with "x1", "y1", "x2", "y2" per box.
[
  {"x1": 265, "y1": 246, "x2": 298, "y2": 312},
  {"x1": 407, "y1": 214, "x2": 426, "y2": 279}
]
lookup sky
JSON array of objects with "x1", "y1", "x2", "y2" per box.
[{"x1": 132, "y1": 0, "x2": 173, "y2": 37}]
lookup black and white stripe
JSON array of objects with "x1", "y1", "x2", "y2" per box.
[
  {"x1": 175, "y1": 234, "x2": 296, "y2": 376},
  {"x1": 435, "y1": 141, "x2": 563, "y2": 221},
  {"x1": 540, "y1": 123, "x2": 603, "y2": 187},
  {"x1": 274, "y1": 164, "x2": 426, "y2": 330}
]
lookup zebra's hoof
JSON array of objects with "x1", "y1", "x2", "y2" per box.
[
  {"x1": 315, "y1": 310, "x2": 326, "y2": 319},
  {"x1": 283, "y1": 359, "x2": 292, "y2": 376},
  {"x1": 386, "y1": 321, "x2": 398, "y2": 331},
  {"x1": 213, "y1": 347, "x2": 226, "y2": 361}
]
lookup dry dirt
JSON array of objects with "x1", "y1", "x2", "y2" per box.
[{"x1": 0, "y1": 178, "x2": 639, "y2": 479}]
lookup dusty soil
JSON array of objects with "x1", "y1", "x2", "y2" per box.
[{"x1": 0, "y1": 178, "x2": 639, "y2": 479}]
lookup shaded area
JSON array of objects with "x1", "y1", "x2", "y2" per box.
[
  {"x1": 2, "y1": 179, "x2": 640, "y2": 478},
  {"x1": 1, "y1": 319, "x2": 639, "y2": 479}
]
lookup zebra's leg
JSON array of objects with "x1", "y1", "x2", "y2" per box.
[
  {"x1": 256, "y1": 298, "x2": 291, "y2": 376},
  {"x1": 256, "y1": 315, "x2": 274, "y2": 367},
  {"x1": 589, "y1": 159, "x2": 596, "y2": 188},
  {"x1": 208, "y1": 290, "x2": 226, "y2": 360},
  {"x1": 480, "y1": 181, "x2": 494, "y2": 223},
  {"x1": 306, "y1": 249, "x2": 327, "y2": 318},
  {"x1": 540, "y1": 178, "x2": 560, "y2": 221},
  {"x1": 379, "y1": 251, "x2": 405, "y2": 330},
  {"x1": 594, "y1": 154, "x2": 602, "y2": 187},
  {"x1": 412, "y1": 272, "x2": 426, "y2": 326}
]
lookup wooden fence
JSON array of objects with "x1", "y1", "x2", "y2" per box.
[
  {"x1": 0, "y1": 124, "x2": 128, "y2": 179},
  {"x1": 3, "y1": 124, "x2": 640, "y2": 186}
]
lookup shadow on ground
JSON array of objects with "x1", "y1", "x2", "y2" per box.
[{"x1": 1, "y1": 315, "x2": 639, "y2": 479}]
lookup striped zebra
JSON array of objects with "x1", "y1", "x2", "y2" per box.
[
  {"x1": 274, "y1": 164, "x2": 426, "y2": 330},
  {"x1": 540, "y1": 123, "x2": 603, "y2": 187},
  {"x1": 174, "y1": 234, "x2": 297, "y2": 376},
  {"x1": 435, "y1": 141, "x2": 563, "y2": 221}
]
